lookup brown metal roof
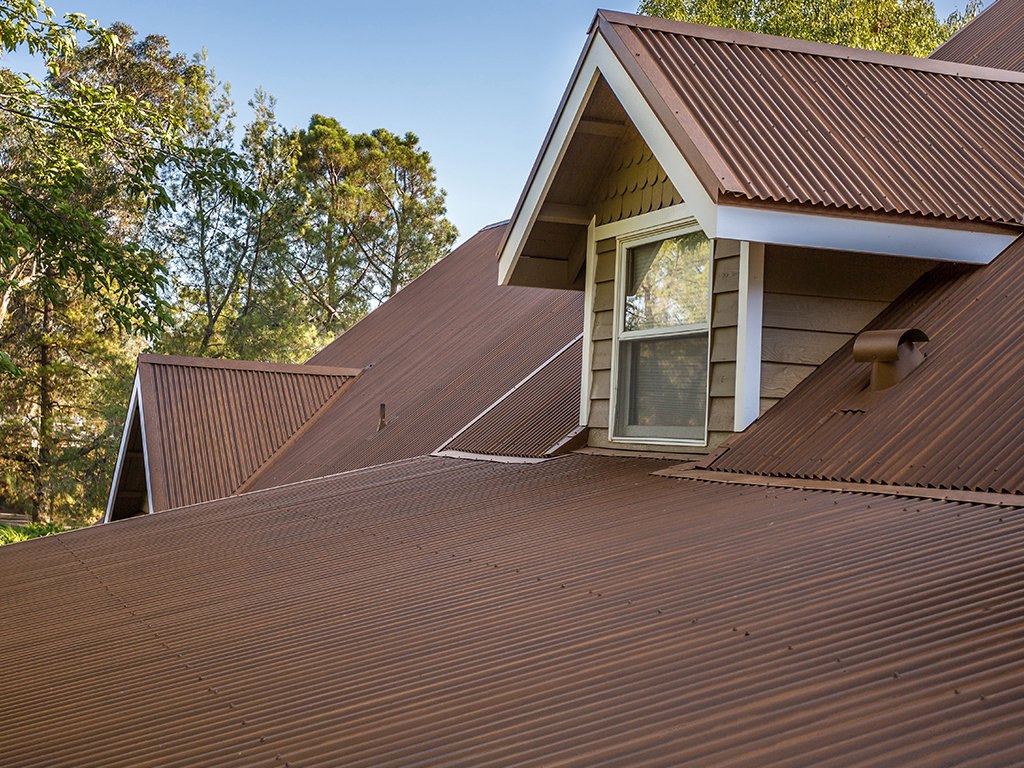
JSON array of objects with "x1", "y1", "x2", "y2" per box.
[
  {"x1": 708, "y1": 235, "x2": 1024, "y2": 493},
  {"x1": 931, "y1": 0, "x2": 1024, "y2": 72},
  {"x1": 4, "y1": 452, "x2": 1024, "y2": 765},
  {"x1": 596, "y1": 11, "x2": 1024, "y2": 227},
  {"x1": 441, "y1": 336, "x2": 585, "y2": 459},
  {"x1": 136, "y1": 355, "x2": 360, "y2": 511},
  {"x1": 245, "y1": 224, "x2": 584, "y2": 489}
]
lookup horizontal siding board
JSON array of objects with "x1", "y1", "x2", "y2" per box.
[
  {"x1": 761, "y1": 328, "x2": 851, "y2": 366},
  {"x1": 713, "y1": 255, "x2": 740, "y2": 293},
  {"x1": 711, "y1": 327, "x2": 737, "y2": 363},
  {"x1": 760, "y1": 362, "x2": 818, "y2": 398},
  {"x1": 710, "y1": 362, "x2": 736, "y2": 397},
  {"x1": 712, "y1": 291, "x2": 739, "y2": 328},
  {"x1": 764, "y1": 246, "x2": 934, "y2": 302},
  {"x1": 763, "y1": 293, "x2": 887, "y2": 333}
]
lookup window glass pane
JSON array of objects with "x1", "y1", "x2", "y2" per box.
[
  {"x1": 615, "y1": 333, "x2": 709, "y2": 441},
  {"x1": 624, "y1": 231, "x2": 710, "y2": 332}
]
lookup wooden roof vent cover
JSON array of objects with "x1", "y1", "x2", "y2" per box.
[{"x1": 853, "y1": 328, "x2": 929, "y2": 391}]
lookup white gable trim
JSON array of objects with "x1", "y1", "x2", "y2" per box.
[
  {"x1": 580, "y1": 216, "x2": 596, "y2": 425},
  {"x1": 103, "y1": 373, "x2": 153, "y2": 523},
  {"x1": 734, "y1": 242, "x2": 765, "y2": 432},
  {"x1": 498, "y1": 32, "x2": 717, "y2": 286},
  {"x1": 716, "y1": 204, "x2": 1015, "y2": 264},
  {"x1": 499, "y1": 29, "x2": 1015, "y2": 286}
]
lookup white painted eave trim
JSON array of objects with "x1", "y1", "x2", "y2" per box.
[
  {"x1": 498, "y1": 32, "x2": 718, "y2": 286},
  {"x1": 103, "y1": 374, "x2": 152, "y2": 523},
  {"x1": 716, "y1": 204, "x2": 1016, "y2": 264}
]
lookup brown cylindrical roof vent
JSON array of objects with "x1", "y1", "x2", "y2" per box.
[{"x1": 853, "y1": 328, "x2": 929, "y2": 391}]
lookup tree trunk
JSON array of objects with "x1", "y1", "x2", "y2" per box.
[{"x1": 31, "y1": 291, "x2": 53, "y2": 523}]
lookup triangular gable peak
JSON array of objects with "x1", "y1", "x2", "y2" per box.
[
  {"x1": 104, "y1": 355, "x2": 361, "y2": 521},
  {"x1": 499, "y1": 11, "x2": 1022, "y2": 290}
]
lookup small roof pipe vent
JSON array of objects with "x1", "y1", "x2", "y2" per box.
[{"x1": 852, "y1": 328, "x2": 929, "y2": 391}]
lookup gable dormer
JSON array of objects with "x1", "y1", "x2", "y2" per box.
[{"x1": 499, "y1": 11, "x2": 1023, "y2": 454}]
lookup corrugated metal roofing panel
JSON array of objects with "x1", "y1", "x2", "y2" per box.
[
  {"x1": 599, "y1": 11, "x2": 1024, "y2": 227},
  {"x1": 247, "y1": 224, "x2": 584, "y2": 488},
  {"x1": 709, "y1": 235, "x2": 1024, "y2": 493},
  {"x1": 3, "y1": 453, "x2": 1024, "y2": 765},
  {"x1": 932, "y1": 0, "x2": 1024, "y2": 72},
  {"x1": 443, "y1": 337, "x2": 584, "y2": 458},
  {"x1": 137, "y1": 356, "x2": 359, "y2": 511}
]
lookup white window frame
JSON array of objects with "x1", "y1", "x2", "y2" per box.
[{"x1": 608, "y1": 219, "x2": 713, "y2": 447}]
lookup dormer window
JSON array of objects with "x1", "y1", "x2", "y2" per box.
[{"x1": 610, "y1": 225, "x2": 712, "y2": 445}]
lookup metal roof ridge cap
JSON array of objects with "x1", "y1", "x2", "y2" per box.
[
  {"x1": 136, "y1": 353, "x2": 362, "y2": 378},
  {"x1": 656, "y1": 468, "x2": 1024, "y2": 507},
  {"x1": 595, "y1": 17, "x2": 733, "y2": 196},
  {"x1": 598, "y1": 9, "x2": 1024, "y2": 85}
]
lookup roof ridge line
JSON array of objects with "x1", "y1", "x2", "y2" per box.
[
  {"x1": 597, "y1": 9, "x2": 1024, "y2": 85},
  {"x1": 656, "y1": 468, "x2": 1024, "y2": 507},
  {"x1": 137, "y1": 353, "x2": 362, "y2": 378}
]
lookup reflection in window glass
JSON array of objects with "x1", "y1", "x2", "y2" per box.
[
  {"x1": 624, "y1": 231, "x2": 710, "y2": 332},
  {"x1": 615, "y1": 335, "x2": 709, "y2": 442}
]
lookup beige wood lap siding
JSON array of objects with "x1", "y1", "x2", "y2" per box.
[
  {"x1": 760, "y1": 246, "x2": 934, "y2": 412},
  {"x1": 588, "y1": 241, "x2": 934, "y2": 453}
]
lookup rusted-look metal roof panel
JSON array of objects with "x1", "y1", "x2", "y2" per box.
[
  {"x1": 137, "y1": 355, "x2": 359, "y2": 511},
  {"x1": 931, "y1": 0, "x2": 1024, "y2": 72},
  {"x1": 442, "y1": 337, "x2": 584, "y2": 458},
  {"x1": 599, "y1": 11, "x2": 1024, "y2": 227},
  {"x1": 709, "y1": 236, "x2": 1024, "y2": 493},
  {"x1": 248, "y1": 224, "x2": 584, "y2": 488},
  {"x1": 3, "y1": 453, "x2": 1024, "y2": 765}
]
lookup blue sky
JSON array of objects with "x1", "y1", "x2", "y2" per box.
[{"x1": 8, "y1": 0, "x2": 974, "y2": 243}]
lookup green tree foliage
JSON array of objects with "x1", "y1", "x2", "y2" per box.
[
  {"x1": 155, "y1": 83, "x2": 323, "y2": 362},
  {"x1": 0, "y1": 4, "x2": 456, "y2": 524},
  {"x1": 0, "y1": 520, "x2": 62, "y2": 545},
  {"x1": 295, "y1": 116, "x2": 457, "y2": 336},
  {"x1": 638, "y1": 0, "x2": 980, "y2": 55}
]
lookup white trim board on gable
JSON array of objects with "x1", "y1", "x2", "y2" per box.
[{"x1": 498, "y1": 29, "x2": 1015, "y2": 288}]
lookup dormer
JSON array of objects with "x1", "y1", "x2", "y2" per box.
[{"x1": 498, "y1": 11, "x2": 1024, "y2": 454}]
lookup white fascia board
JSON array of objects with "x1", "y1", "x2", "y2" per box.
[
  {"x1": 716, "y1": 204, "x2": 1016, "y2": 264},
  {"x1": 103, "y1": 373, "x2": 144, "y2": 523},
  {"x1": 498, "y1": 33, "x2": 718, "y2": 286},
  {"x1": 498, "y1": 65, "x2": 602, "y2": 286}
]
